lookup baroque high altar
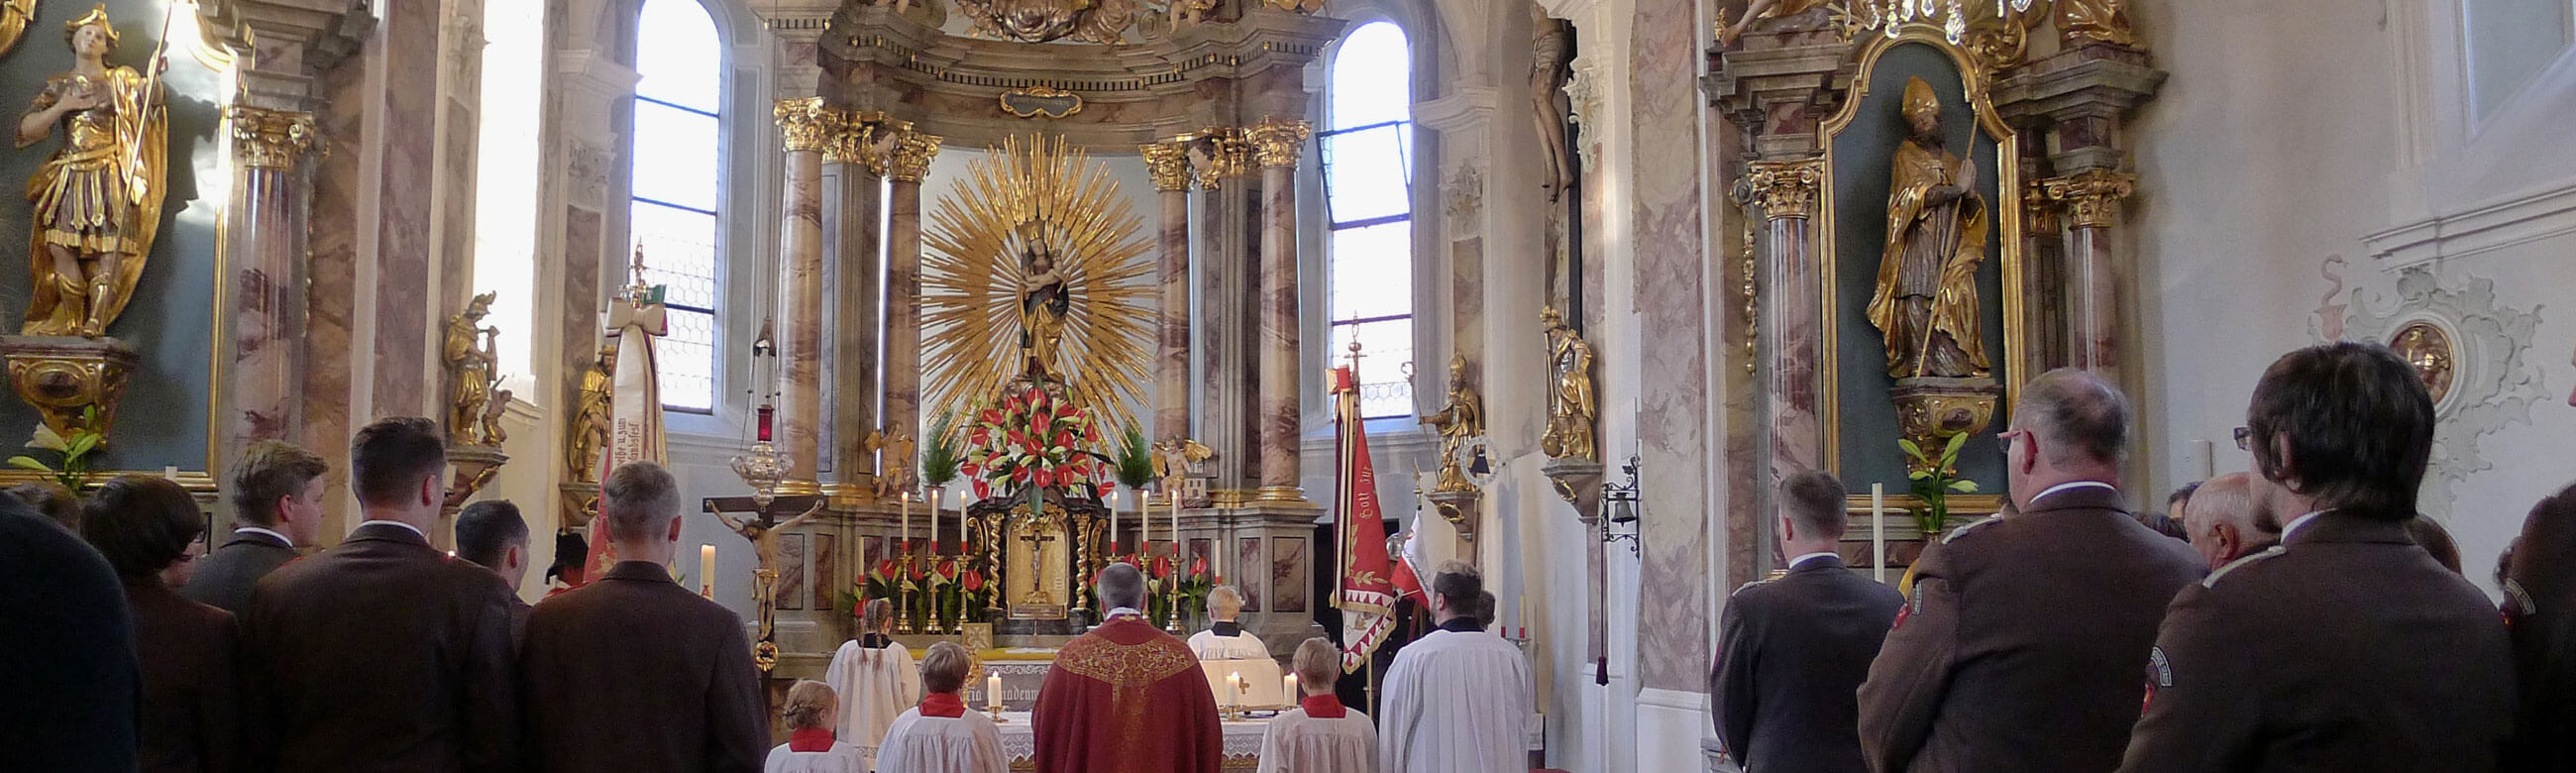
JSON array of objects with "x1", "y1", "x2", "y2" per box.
[{"x1": 703, "y1": 0, "x2": 1348, "y2": 682}]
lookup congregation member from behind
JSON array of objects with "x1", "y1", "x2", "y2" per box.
[
  {"x1": 2118, "y1": 343, "x2": 2514, "y2": 771},
  {"x1": 2177, "y1": 473, "x2": 2278, "y2": 571},
  {"x1": 766, "y1": 679, "x2": 868, "y2": 773},
  {"x1": 1858, "y1": 368, "x2": 2204, "y2": 773},
  {"x1": 1255, "y1": 637, "x2": 1379, "y2": 773},
  {"x1": 1378, "y1": 561, "x2": 1535, "y2": 773},
  {"x1": 522, "y1": 461, "x2": 769, "y2": 772},
  {"x1": 1189, "y1": 586, "x2": 1269, "y2": 660},
  {"x1": 85, "y1": 475, "x2": 239, "y2": 772},
  {"x1": 2502, "y1": 383, "x2": 2576, "y2": 773},
  {"x1": 0, "y1": 493, "x2": 140, "y2": 771},
  {"x1": 186, "y1": 440, "x2": 328, "y2": 613},
  {"x1": 875, "y1": 641, "x2": 1008, "y2": 773},
  {"x1": 9, "y1": 480, "x2": 81, "y2": 529},
  {"x1": 2403, "y1": 513, "x2": 2464, "y2": 574},
  {"x1": 1031, "y1": 562, "x2": 1224, "y2": 773},
  {"x1": 241, "y1": 417, "x2": 520, "y2": 772},
  {"x1": 455, "y1": 500, "x2": 534, "y2": 637},
  {"x1": 1711, "y1": 471, "x2": 1902, "y2": 773},
  {"x1": 825, "y1": 598, "x2": 919, "y2": 768}
]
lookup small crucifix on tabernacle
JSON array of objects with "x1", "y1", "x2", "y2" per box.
[{"x1": 1018, "y1": 526, "x2": 1059, "y2": 605}]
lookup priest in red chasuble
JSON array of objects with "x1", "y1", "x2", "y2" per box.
[{"x1": 1032, "y1": 562, "x2": 1224, "y2": 773}]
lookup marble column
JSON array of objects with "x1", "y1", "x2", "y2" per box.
[
  {"x1": 826, "y1": 116, "x2": 885, "y2": 495},
  {"x1": 882, "y1": 130, "x2": 942, "y2": 454},
  {"x1": 225, "y1": 107, "x2": 321, "y2": 449},
  {"x1": 775, "y1": 97, "x2": 832, "y2": 491},
  {"x1": 1141, "y1": 142, "x2": 1195, "y2": 446},
  {"x1": 2040, "y1": 168, "x2": 2134, "y2": 381},
  {"x1": 1193, "y1": 133, "x2": 1255, "y2": 499},
  {"x1": 1741, "y1": 158, "x2": 1825, "y2": 478},
  {"x1": 1245, "y1": 119, "x2": 1312, "y2": 502}
]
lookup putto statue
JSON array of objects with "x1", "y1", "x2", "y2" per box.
[
  {"x1": 17, "y1": 5, "x2": 167, "y2": 338},
  {"x1": 1867, "y1": 76, "x2": 1990, "y2": 380}
]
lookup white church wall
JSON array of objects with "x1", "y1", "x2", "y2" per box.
[{"x1": 2133, "y1": 0, "x2": 2576, "y2": 596}]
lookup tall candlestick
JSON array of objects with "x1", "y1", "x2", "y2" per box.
[
  {"x1": 699, "y1": 544, "x2": 715, "y2": 597},
  {"x1": 902, "y1": 491, "x2": 912, "y2": 552},
  {"x1": 1871, "y1": 483, "x2": 1887, "y2": 583}
]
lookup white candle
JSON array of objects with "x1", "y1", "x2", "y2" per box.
[
  {"x1": 162, "y1": 465, "x2": 177, "y2": 480},
  {"x1": 1110, "y1": 489, "x2": 1121, "y2": 555},
  {"x1": 1870, "y1": 484, "x2": 1887, "y2": 583},
  {"x1": 700, "y1": 544, "x2": 716, "y2": 597},
  {"x1": 987, "y1": 671, "x2": 1003, "y2": 711},
  {"x1": 1284, "y1": 673, "x2": 1299, "y2": 702},
  {"x1": 1171, "y1": 491, "x2": 1182, "y2": 561},
  {"x1": 901, "y1": 491, "x2": 912, "y2": 551},
  {"x1": 1228, "y1": 670, "x2": 1242, "y2": 707}
]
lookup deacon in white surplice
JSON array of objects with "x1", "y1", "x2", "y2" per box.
[
  {"x1": 1377, "y1": 561, "x2": 1533, "y2": 773},
  {"x1": 1255, "y1": 637, "x2": 1379, "y2": 773},
  {"x1": 876, "y1": 642, "x2": 1008, "y2": 773},
  {"x1": 1187, "y1": 586, "x2": 1271, "y2": 660},
  {"x1": 825, "y1": 599, "x2": 921, "y2": 767}
]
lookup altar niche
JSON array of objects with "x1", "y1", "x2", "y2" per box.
[{"x1": 964, "y1": 491, "x2": 1110, "y2": 634}]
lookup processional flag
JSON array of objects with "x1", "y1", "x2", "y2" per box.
[
  {"x1": 1331, "y1": 365, "x2": 1396, "y2": 673},
  {"x1": 582, "y1": 275, "x2": 670, "y2": 584}
]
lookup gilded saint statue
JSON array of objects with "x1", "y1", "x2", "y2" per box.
[
  {"x1": 567, "y1": 342, "x2": 615, "y2": 482},
  {"x1": 1539, "y1": 305, "x2": 1597, "y2": 462},
  {"x1": 1017, "y1": 220, "x2": 1071, "y2": 378},
  {"x1": 445, "y1": 292, "x2": 501, "y2": 446},
  {"x1": 17, "y1": 6, "x2": 167, "y2": 339},
  {"x1": 1420, "y1": 353, "x2": 1484, "y2": 493},
  {"x1": 1867, "y1": 77, "x2": 1992, "y2": 381}
]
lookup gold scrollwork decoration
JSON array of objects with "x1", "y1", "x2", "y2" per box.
[
  {"x1": 228, "y1": 106, "x2": 319, "y2": 170},
  {"x1": 1740, "y1": 158, "x2": 1824, "y2": 220},
  {"x1": 1138, "y1": 141, "x2": 1194, "y2": 192},
  {"x1": 2038, "y1": 168, "x2": 2135, "y2": 229},
  {"x1": 999, "y1": 85, "x2": 1084, "y2": 120},
  {"x1": 884, "y1": 130, "x2": 944, "y2": 182},
  {"x1": 774, "y1": 97, "x2": 831, "y2": 153},
  {"x1": 821, "y1": 111, "x2": 881, "y2": 166}
]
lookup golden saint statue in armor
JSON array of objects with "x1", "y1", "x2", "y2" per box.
[
  {"x1": 1539, "y1": 305, "x2": 1597, "y2": 462},
  {"x1": 567, "y1": 343, "x2": 615, "y2": 482},
  {"x1": 1867, "y1": 76, "x2": 1991, "y2": 380},
  {"x1": 445, "y1": 292, "x2": 500, "y2": 445},
  {"x1": 17, "y1": 6, "x2": 167, "y2": 338}
]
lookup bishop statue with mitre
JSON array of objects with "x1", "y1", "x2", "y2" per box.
[{"x1": 1031, "y1": 562, "x2": 1224, "y2": 772}]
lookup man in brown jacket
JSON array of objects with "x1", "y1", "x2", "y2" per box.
[
  {"x1": 240, "y1": 417, "x2": 522, "y2": 772},
  {"x1": 1858, "y1": 369, "x2": 2204, "y2": 772},
  {"x1": 521, "y1": 461, "x2": 768, "y2": 772},
  {"x1": 2118, "y1": 342, "x2": 2515, "y2": 771}
]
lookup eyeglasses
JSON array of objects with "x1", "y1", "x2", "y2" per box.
[{"x1": 2232, "y1": 426, "x2": 2252, "y2": 451}]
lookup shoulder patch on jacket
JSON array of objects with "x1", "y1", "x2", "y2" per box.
[
  {"x1": 1941, "y1": 514, "x2": 2002, "y2": 544},
  {"x1": 1732, "y1": 578, "x2": 1771, "y2": 597},
  {"x1": 2200, "y1": 545, "x2": 2286, "y2": 588}
]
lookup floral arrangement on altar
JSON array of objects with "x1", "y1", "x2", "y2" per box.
[
  {"x1": 849, "y1": 550, "x2": 997, "y2": 628},
  {"x1": 1095, "y1": 552, "x2": 1218, "y2": 628},
  {"x1": 961, "y1": 386, "x2": 1114, "y2": 501}
]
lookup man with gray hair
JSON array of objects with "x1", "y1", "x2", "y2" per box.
[
  {"x1": 1712, "y1": 470, "x2": 1902, "y2": 772},
  {"x1": 1032, "y1": 562, "x2": 1224, "y2": 771},
  {"x1": 1858, "y1": 369, "x2": 2203, "y2": 772},
  {"x1": 2178, "y1": 473, "x2": 2280, "y2": 572},
  {"x1": 521, "y1": 461, "x2": 768, "y2": 771}
]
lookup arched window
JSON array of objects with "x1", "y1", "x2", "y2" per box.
[
  {"x1": 630, "y1": 0, "x2": 724, "y2": 412},
  {"x1": 472, "y1": 0, "x2": 544, "y2": 395},
  {"x1": 1320, "y1": 21, "x2": 1414, "y2": 419}
]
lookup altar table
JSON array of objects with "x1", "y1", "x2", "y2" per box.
[{"x1": 988, "y1": 710, "x2": 1274, "y2": 772}]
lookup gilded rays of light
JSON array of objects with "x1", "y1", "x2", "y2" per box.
[{"x1": 922, "y1": 135, "x2": 1156, "y2": 427}]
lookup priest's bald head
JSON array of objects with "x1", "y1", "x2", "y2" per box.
[
  {"x1": 1097, "y1": 561, "x2": 1146, "y2": 612},
  {"x1": 1431, "y1": 560, "x2": 1482, "y2": 625}
]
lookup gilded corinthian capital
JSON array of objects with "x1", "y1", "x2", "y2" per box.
[
  {"x1": 2039, "y1": 168, "x2": 2136, "y2": 229},
  {"x1": 884, "y1": 131, "x2": 944, "y2": 182},
  {"x1": 1140, "y1": 142, "x2": 1194, "y2": 191},
  {"x1": 1244, "y1": 118, "x2": 1312, "y2": 168},
  {"x1": 774, "y1": 97, "x2": 831, "y2": 153},
  {"x1": 230, "y1": 106, "x2": 320, "y2": 170},
  {"x1": 1738, "y1": 158, "x2": 1823, "y2": 219},
  {"x1": 822, "y1": 110, "x2": 879, "y2": 166}
]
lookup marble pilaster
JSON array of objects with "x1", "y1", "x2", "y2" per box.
[
  {"x1": 776, "y1": 97, "x2": 832, "y2": 490},
  {"x1": 2040, "y1": 169, "x2": 2136, "y2": 379},
  {"x1": 1992, "y1": 44, "x2": 2163, "y2": 383},
  {"x1": 1142, "y1": 142, "x2": 1196, "y2": 446},
  {"x1": 1245, "y1": 118, "x2": 1312, "y2": 502},
  {"x1": 1194, "y1": 140, "x2": 1256, "y2": 497},
  {"x1": 225, "y1": 107, "x2": 320, "y2": 450},
  {"x1": 368, "y1": 0, "x2": 444, "y2": 418},
  {"x1": 826, "y1": 118, "x2": 886, "y2": 494},
  {"x1": 882, "y1": 131, "x2": 942, "y2": 449},
  {"x1": 1740, "y1": 159, "x2": 1825, "y2": 477}
]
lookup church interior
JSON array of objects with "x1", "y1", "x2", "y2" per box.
[{"x1": 5, "y1": 0, "x2": 2574, "y2": 769}]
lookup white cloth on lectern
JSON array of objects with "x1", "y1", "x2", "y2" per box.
[
  {"x1": 763, "y1": 739, "x2": 866, "y2": 773},
  {"x1": 1255, "y1": 707, "x2": 1379, "y2": 773},
  {"x1": 824, "y1": 639, "x2": 921, "y2": 767},
  {"x1": 874, "y1": 709, "x2": 1008, "y2": 773},
  {"x1": 1188, "y1": 628, "x2": 1271, "y2": 660},
  {"x1": 1376, "y1": 629, "x2": 1533, "y2": 773}
]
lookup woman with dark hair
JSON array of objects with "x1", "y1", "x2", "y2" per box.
[{"x1": 81, "y1": 475, "x2": 239, "y2": 772}]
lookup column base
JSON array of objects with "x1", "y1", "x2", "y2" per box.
[{"x1": 1253, "y1": 486, "x2": 1312, "y2": 506}]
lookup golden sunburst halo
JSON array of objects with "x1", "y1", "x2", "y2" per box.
[{"x1": 922, "y1": 135, "x2": 1156, "y2": 428}]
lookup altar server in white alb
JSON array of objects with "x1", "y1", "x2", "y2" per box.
[
  {"x1": 825, "y1": 599, "x2": 920, "y2": 767},
  {"x1": 1256, "y1": 637, "x2": 1379, "y2": 773},
  {"x1": 875, "y1": 642, "x2": 1008, "y2": 773},
  {"x1": 1188, "y1": 586, "x2": 1270, "y2": 660},
  {"x1": 1377, "y1": 561, "x2": 1534, "y2": 773},
  {"x1": 767, "y1": 680, "x2": 868, "y2": 773}
]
